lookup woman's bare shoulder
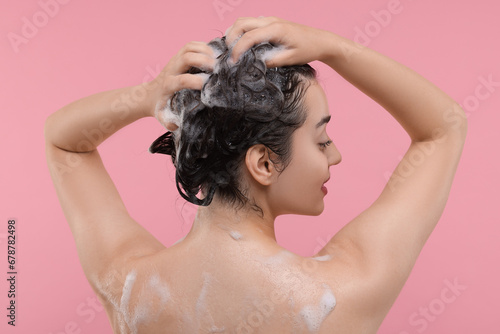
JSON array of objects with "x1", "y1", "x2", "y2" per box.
[{"x1": 310, "y1": 238, "x2": 399, "y2": 331}]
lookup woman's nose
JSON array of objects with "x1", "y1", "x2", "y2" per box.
[{"x1": 328, "y1": 142, "x2": 342, "y2": 166}]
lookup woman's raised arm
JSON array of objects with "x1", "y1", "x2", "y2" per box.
[
  {"x1": 44, "y1": 41, "x2": 216, "y2": 286},
  {"x1": 318, "y1": 24, "x2": 467, "y2": 318},
  {"x1": 227, "y1": 16, "x2": 467, "y2": 320}
]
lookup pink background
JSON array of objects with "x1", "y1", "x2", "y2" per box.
[{"x1": 1, "y1": 0, "x2": 499, "y2": 333}]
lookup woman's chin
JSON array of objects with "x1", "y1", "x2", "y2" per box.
[{"x1": 296, "y1": 202, "x2": 325, "y2": 217}]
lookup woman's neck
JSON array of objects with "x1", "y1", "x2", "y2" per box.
[{"x1": 186, "y1": 195, "x2": 277, "y2": 243}]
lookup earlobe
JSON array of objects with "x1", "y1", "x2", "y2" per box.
[{"x1": 245, "y1": 144, "x2": 274, "y2": 186}]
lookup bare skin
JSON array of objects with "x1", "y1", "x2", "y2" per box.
[{"x1": 45, "y1": 16, "x2": 467, "y2": 333}]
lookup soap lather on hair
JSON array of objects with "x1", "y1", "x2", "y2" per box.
[{"x1": 149, "y1": 36, "x2": 316, "y2": 209}]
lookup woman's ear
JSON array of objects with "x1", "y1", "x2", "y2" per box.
[{"x1": 245, "y1": 144, "x2": 275, "y2": 186}]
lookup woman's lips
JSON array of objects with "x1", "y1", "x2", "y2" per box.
[
  {"x1": 321, "y1": 185, "x2": 328, "y2": 195},
  {"x1": 322, "y1": 177, "x2": 330, "y2": 195}
]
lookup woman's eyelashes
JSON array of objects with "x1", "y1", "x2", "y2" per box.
[{"x1": 319, "y1": 140, "x2": 333, "y2": 150}]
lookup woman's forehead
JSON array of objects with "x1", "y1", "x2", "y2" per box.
[{"x1": 303, "y1": 82, "x2": 330, "y2": 126}]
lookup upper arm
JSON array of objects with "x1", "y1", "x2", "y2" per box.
[
  {"x1": 318, "y1": 126, "x2": 467, "y2": 314},
  {"x1": 45, "y1": 141, "x2": 166, "y2": 285}
]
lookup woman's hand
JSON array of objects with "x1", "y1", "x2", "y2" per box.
[
  {"x1": 151, "y1": 41, "x2": 216, "y2": 130},
  {"x1": 224, "y1": 16, "x2": 333, "y2": 67}
]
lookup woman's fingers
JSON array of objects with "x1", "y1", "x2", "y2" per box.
[
  {"x1": 230, "y1": 25, "x2": 285, "y2": 64},
  {"x1": 159, "y1": 41, "x2": 215, "y2": 78},
  {"x1": 171, "y1": 73, "x2": 207, "y2": 93},
  {"x1": 264, "y1": 49, "x2": 292, "y2": 68},
  {"x1": 176, "y1": 51, "x2": 215, "y2": 74},
  {"x1": 225, "y1": 17, "x2": 291, "y2": 64},
  {"x1": 225, "y1": 17, "x2": 273, "y2": 46},
  {"x1": 226, "y1": 16, "x2": 328, "y2": 67},
  {"x1": 180, "y1": 41, "x2": 215, "y2": 58},
  {"x1": 224, "y1": 17, "x2": 264, "y2": 36},
  {"x1": 156, "y1": 41, "x2": 214, "y2": 94},
  {"x1": 173, "y1": 41, "x2": 216, "y2": 74},
  {"x1": 152, "y1": 41, "x2": 216, "y2": 129}
]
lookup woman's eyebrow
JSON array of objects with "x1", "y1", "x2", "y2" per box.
[{"x1": 315, "y1": 115, "x2": 331, "y2": 128}]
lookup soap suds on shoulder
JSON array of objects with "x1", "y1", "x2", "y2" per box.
[
  {"x1": 229, "y1": 231, "x2": 242, "y2": 240},
  {"x1": 312, "y1": 254, "x2": 332, "y2": 262},
  {"x1": 119, "y1": 270, "x2": 138, "y2": 333},
  {"x1": 148, "y1": 274, "x2": 171, "y2": 307},
  {"x1": 299, "y1": 285, "x2": 336, "y2": 332}
]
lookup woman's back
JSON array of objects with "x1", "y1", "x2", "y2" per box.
[{"x1": 98, "y1": 230, "x2": 348, "y2": 334}]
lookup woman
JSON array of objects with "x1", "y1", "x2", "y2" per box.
[{"x1": 45, "y1": 16, "x2": 467, "y2": 333}]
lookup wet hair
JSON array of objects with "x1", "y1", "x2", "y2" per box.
[{"x1": 149, "y1": 36, "x2": 316, "y2": 212}]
